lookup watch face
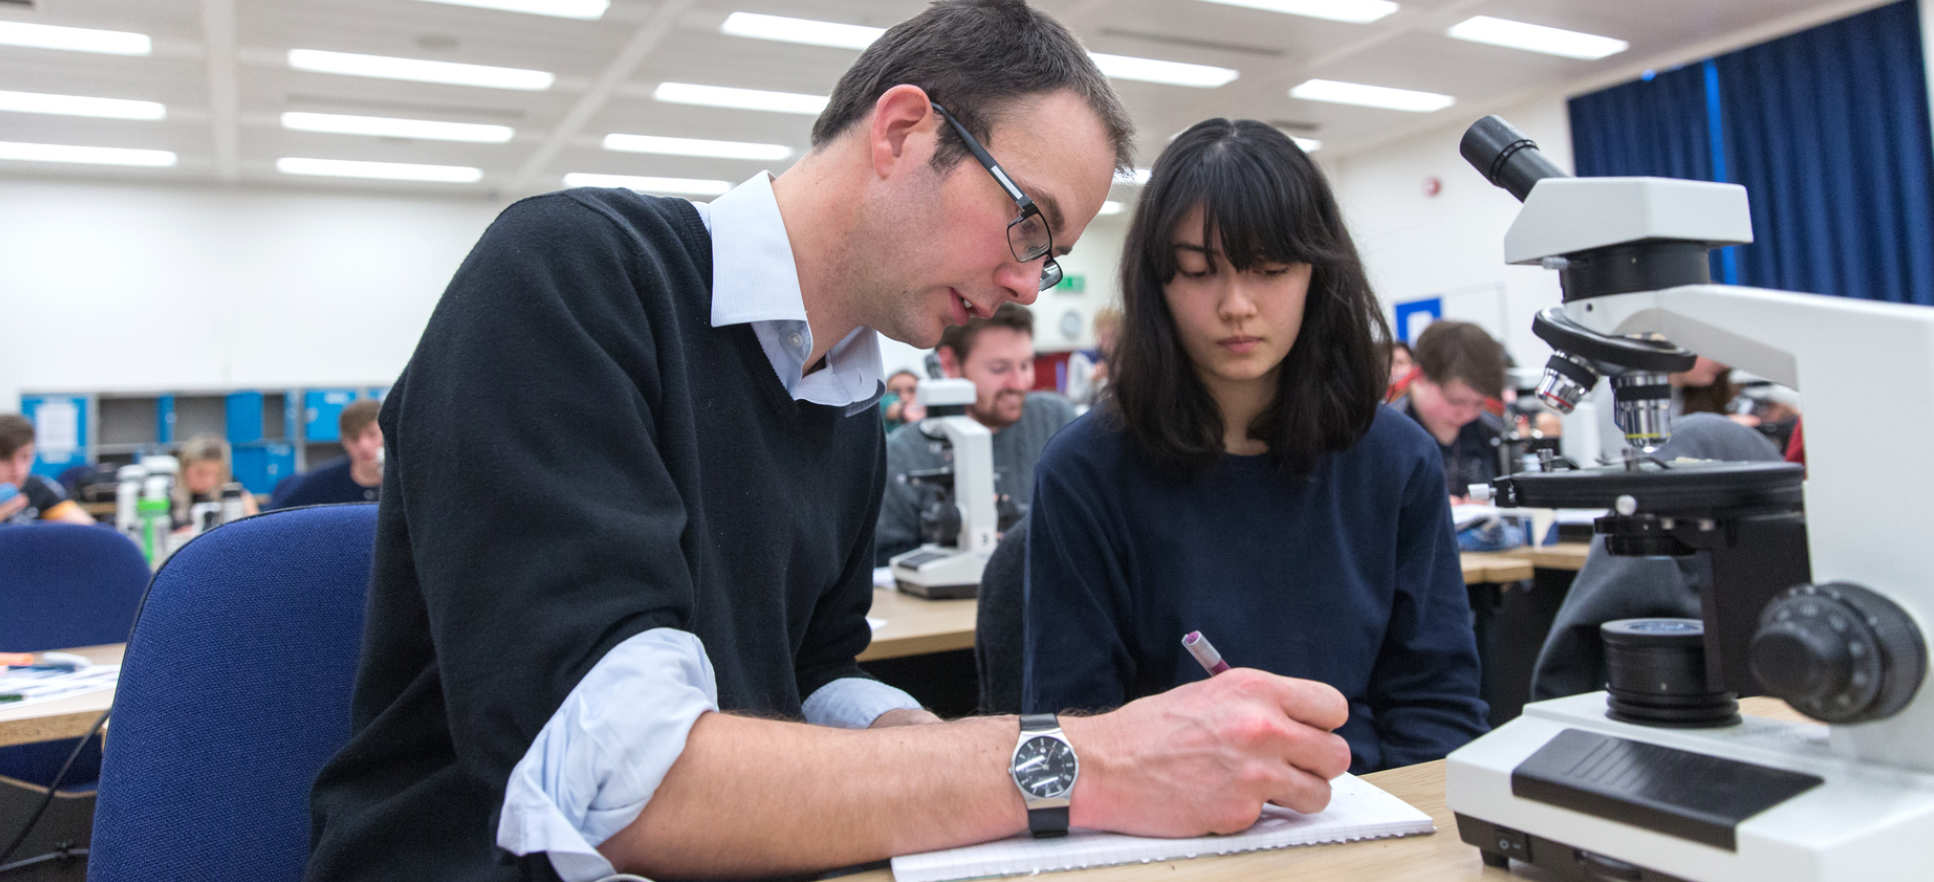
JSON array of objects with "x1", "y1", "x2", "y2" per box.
[{"x1": 1012, "y1": 734, "x2": 1078, "y2": 799}]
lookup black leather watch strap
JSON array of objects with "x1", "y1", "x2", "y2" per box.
[
  {"x1": 1016, "y1": 713, "x2": 1070, "y2": 837},
  {"x1": 1027, "y1": 806, "x2": 1069, "y2": 838}
]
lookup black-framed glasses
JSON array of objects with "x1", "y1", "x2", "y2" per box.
[{"x1": 931, "y1": 102, "x2": 1063, "y2": 292}]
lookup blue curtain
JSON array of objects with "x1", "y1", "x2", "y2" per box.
[
  {"x1": 1569, "y1": 63, "x2": 1715, "y2": 181},
  {"x1": 1566, "y1": 0, "x2": 1934, "y2": 304},
  {"x1": 1717, "y1": 1, "x2": 1934, "y2": 304},
  {"x1": 1568, "y1": 63, "x2": 1732, "y2": 280}
]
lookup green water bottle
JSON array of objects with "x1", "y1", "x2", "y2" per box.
[{"x1": 137, "y1": 495, "x2": 170, "y2": 565}]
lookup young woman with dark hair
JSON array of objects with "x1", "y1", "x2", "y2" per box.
[{"x1": 1020, "y1": 118, "x2": 1489, "y2": 773}]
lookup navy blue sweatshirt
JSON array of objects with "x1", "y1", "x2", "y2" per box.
[
  {"x1": 1021, "y1": 406, "x2": 1487, "y2": 773},
  {"x1": 274, "y1": 457, "x2": 379, "y2": 509},
  {"x1": 306, "y1": 189, "x2": 885, "y2": 881}
]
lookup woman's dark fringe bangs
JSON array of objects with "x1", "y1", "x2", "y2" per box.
[{"x1": 1106, "y1": 118, "x2": 1391, "y2": 474}]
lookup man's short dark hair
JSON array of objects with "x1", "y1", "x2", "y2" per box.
[
  {"x1": 1413, "y1": 321, "x2": 1507, "y2": 399},
  {"x1": 810, "y1": 0, "x2": 1133, "y2": 173},
  {"x1": 339, "y1": 400, "x2": 382, "y2": 440},
  {"x1": 939, "y1": 302, "x2": 1035, "y2": 364},
  {"x1": 0, "y1": 413, "x2": 35, "y2": 459}
]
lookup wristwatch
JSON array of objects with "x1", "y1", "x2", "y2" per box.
[{"x1": 1009, "y1": 713, "x2": 1078, "y2": 837}]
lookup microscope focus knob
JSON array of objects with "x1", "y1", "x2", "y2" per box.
[{"x1": 1750, "y1": 582, "x2": 1927, "y2": 724}]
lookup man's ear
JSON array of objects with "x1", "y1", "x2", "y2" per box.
[
  {"x1": 937, "y1": 344, "x2": 961, "y2": 377},
  {"x1": 866, "y1": 84, "x2": 939, "y2": 179}
]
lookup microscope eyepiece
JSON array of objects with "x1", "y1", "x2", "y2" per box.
[{"x1": 1460, "y1": 115, "x2": 1568, "y2": 203}]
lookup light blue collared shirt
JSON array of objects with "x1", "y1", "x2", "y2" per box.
[
  {"x1": 497, "y1": 174, "x2": 918, "y2": 881},
  {"x1": 701, "y1": 172, "x2": 885, "y2": 414}
]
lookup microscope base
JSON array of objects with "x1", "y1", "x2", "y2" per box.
[
  {"x1": 1446, "y1": 693, "x2": 1934, "y2": 881},
  {"x1": 889, "y1": 544, "x2": 988, "y2": 600}
]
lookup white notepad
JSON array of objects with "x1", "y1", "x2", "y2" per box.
[{"x1": 890, "y1": 773, "x2": 1433, "y2": 882}]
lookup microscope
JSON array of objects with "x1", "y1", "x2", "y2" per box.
[
  {"x1": 1446, "y1": 117, "x2": 1933, "y2": 881},
  {"x1": 889, "y1": 378, "x2": 999, "y2": 599}
]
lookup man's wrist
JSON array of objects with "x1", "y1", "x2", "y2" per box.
[{"x1": 1055, "y1": 714, "x2": 1115, "y2": 830}]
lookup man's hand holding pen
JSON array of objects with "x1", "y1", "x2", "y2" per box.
[{"x1": 1052, "y1": 630, "x2": 1352, "y2": 838}]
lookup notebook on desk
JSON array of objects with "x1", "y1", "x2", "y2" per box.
[{"x1": 889, "y1": 772, "x2": 1433, "y2": 882}]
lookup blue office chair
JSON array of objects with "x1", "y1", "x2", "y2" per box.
[
  {"x1": 86, "y1": 504, "x2": 377, "y2": 882},
  {"x1": 0, "y1": 524, "x2": 149, "y2": 653},
  {"x1": 0, "y1": 523, "x2": 146, "y2": 826}
]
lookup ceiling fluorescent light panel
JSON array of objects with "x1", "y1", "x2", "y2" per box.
[
  {"x1": 563, "y1": 172, "x2": 732, "y2": 195},
  {"x1": 417, "y1": 0, "x2": 610, "y2": 20},
  {"x1": 0, "y1": 90, "x2": 164, "y2": 120},
  {"x1": 277, "y1": 156, "x2": 483, "y2": 182},
  {"x1": 281, "y1": 111, "x2": 513, "y2": 143},
  {"x1": 652, "y1": 82, "x2": 828, "y2": 115},
  {"x1": 1447, "y1": 16, "x2": 1628, "y2": 60},
  {"x1": 0, "y1": 21, "x2": 151, "y2": 55},
  {"x1": 1194, "y1": 0, "x2": 1397, "y2": 25},
  {"x1": 288, "y1": 49, "x2": 554, "y2": 91},
  {"x1": 1289, "y1": 78, "x2": 1454, "y2": 112}
]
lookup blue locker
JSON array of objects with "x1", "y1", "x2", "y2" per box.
[
  {"x1": 157, "y1": 395, "x2": 176, "y2": 444},
  {"x1": 226, "y1": 392, "x2": 265, "y2": 443},
  {"x1": 231, "y1": 442, "x2": 296, "y2": 494},
  {"x1": 19, "y1": 395, "x2": 89, "y2": 480},
  {"x1": 303, "y1": 389, "x2": 358, "y2": 442}
]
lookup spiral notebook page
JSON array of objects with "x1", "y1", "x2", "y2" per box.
[{"x1": 890, "y1": 773, "x2": 1433, "y2": 882}]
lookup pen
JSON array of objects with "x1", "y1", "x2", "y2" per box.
[{"x1": 1181, "y1": 630, "x2": 1230, "y2": 676}]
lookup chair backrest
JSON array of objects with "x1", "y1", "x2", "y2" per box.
[
  {"x1": 0, "y1": 524, "x2": 150, "y2": 652},
  {"x1": 974, "y1": 514, "x2": 1030, "y2": 714},
  {"x1": 87, "y1": 503, "x2": 378, "y2": 882}
]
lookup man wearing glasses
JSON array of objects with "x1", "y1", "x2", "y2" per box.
[{"x1": 308, "y1": 2, "x2": 1354, "y2": 880}]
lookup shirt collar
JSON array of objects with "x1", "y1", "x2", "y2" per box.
[
  {"x1": 705, "y1": 172, "x2": 809, "y2": 328},
  {"x1": 697, "y1": 173, "x2": 884, "y2": 413}
]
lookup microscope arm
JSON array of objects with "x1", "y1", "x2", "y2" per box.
[
  {"x1": 927, "y1": 417, "x2": 999, "y2": 555},
  {"x1": 1576, "y1": 282, "x2": 1934, "y2": 768}
]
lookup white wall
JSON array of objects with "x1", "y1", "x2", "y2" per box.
[
  {"x1": 876, "y1": 212, "x2": 1131, "y2": 378},
  {"x1": 1331, "y1": 95, "x2": 1576, "y2": 373},
  {"x1": 0, "y1": 175, "x2": 1128, "y2": 410},
  {"x1": 0, "y1": 178, "x2": 507, "y2": 412}
]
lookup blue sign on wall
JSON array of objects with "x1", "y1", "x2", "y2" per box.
[
  {"x1": 20, "y1": 395, "x2": 89, "y2": 480},
  {"x1": 1392, "y1": 297, "x2": 1443, "y2": 344}
]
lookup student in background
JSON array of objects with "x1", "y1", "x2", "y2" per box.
[
  {"x1": 1064, "y1": 305, "x2": 1122, "y2": 406},
  {"x1": 173, "y1": 435, "x2": 259, "y2": 526},
  {"x1": 875, "y1": 303, "x2": 1076, "y2": 564},
  {"x1": 0, "y1": 413, "x2": 93, "y2": 525},
  {"x1": 1022, "y1": 119, "x2": 1487, "y2": 774},
  {"x1": 1672, "y1": 355, "x2": 1738, "y2": 417},
  {"x1": 275, "y1": 400, "x2": 381, "y2": 508},
  {"x1": 880, "y1": 367, "x2": 925, "y2": 431},
  {"x1": 1382, "y1": 339, "x2": 1414, "y2": 401},
  {"x1": 1391, "y1": 320, "x2": 1508, "y2": 501},
  {"x1": 309, "y1": 4, "x2": 1353, "y2": 881}
]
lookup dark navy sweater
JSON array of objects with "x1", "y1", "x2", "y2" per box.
[
  {"x1": 1021, "y1": 406, "x2": 1488, "y2": 773},
  {"x1": 306, "y1": 189, "x2": 886, "y2": 881},
  {"x1": 274, "y1": 457, "x2": 380, "y2": 508}
]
